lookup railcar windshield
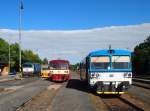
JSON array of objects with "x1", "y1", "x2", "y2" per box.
[
  {"x1": 42, "y1": 66, "x2": 48, "y2": 70},
  {"x1": 49, "y1": 63, "x2": 69, "y2": 69},
  {"x1": 90, "y1": 56, "x2": 110, "y2": 69},
  {"x1": 23, "y1": 64, "x2": 33, "y2": 68},
  {"x1": 112, "y1": 56, "x2": 130, "y2": 69},
  {"x1": 49, "y1": 63, "x2": 59, "y2": 69},
  {"x1": 60, "y1": 63, "x2": 69, "y2": 70}
]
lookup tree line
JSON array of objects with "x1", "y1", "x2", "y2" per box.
[
  {"x1": 0, "y1": 38, "x2": 48, "y2": 72},
  {"x1": 132, "y1": 35, "x2": 150, "y2": 75}
]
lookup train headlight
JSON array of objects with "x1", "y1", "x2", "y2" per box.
[
  {"x1": 91, "y1": 73, "x2": 95, "y2": 77},
  {"x1": 95, "y1": 73, "x2": 99, "y2": 78},
  {"x1": 124, "y1": 72, "x2": 132, "y2": 78},
  {"x1": 90, "y1": 73, "x2": 99, "y2": 78},
  {"x1": 90, "y1": 73, "x2": 95, "y2": 78},
  {"x1": 128, "y1": 73, "x2": 132, "y2": 78}
]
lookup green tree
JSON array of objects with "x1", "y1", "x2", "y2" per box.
[
  {"x1": 42, "y1": 58, "x2": 48, "y2": 64},
  {"x1": 0, "y1": 38, "x2": 9, "y2": 63},
  {"x1": 133, "y1": 35, "x2": 150, "y2": 75},
  {"x1": 22, "y1": 50, "x2": 42, "y2": 63},
  {"x1": 0, "y1": 38, "x2": 43, "y2": 72},
  {"x1": 10, "y1": 43, "x2": 20, "y2": 71}
]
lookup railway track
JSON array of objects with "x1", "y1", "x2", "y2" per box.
[
  {"x1": 133, "y1": 75, "x2": 150, "y2": 80},
  {"x1": 132, "y1": 78, "x2": 150, "y2": 89},
  {"x1": 0, "y1": 77, "x2": 39, "y2": 86},
  {"x1": 101, "y1": 95, "x2": 143, "y2": 111},
  {"x1": 89, "y1": 93, "x2": 149, "y2": 111},
  {"x1": 133, "y1": 78, "x2": 150, "y2": 84},
  {"x1": 16, "y1": 82, "x2": 63, "y2": 111},
  {"x1": 0, "y1": 77, "x2": 40, "y2": 95}
]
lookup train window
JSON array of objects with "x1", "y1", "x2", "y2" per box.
[
  {"x1": 42, "y1": 67, "x2": 48, "y2": 70},
  {"x1": 49, "y1": 63, "x2": 59, "y2": 69},
  {"x1": 60, "y1": 64, "x2": 68, "y2": 70},
  {"x1": 112, "y1": 56, "x2": 130, "y2": 69},
  {"x1": 112, "y1": 56, "x2": 130, "y2": 62},
  {"x1": 23, "y1": 64, "x2": 33, "y2": 68},
  {"x1": 91, "y1": 63, "x2": 110, "y2": 69},
  {"x1": 91, "y1": 56, "x2": 110, "y2": 69},
  {"x1": 91, "y1": 57, "x2": 110, "y2": 62}
]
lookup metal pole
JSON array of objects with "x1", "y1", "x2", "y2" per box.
[{"x1": 19, "y1": 0, "x2": 23, "y2": 77}]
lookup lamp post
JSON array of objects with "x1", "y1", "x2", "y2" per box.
[{"x1": 19, "y1": 0, "x2": 23, "y2": 77}]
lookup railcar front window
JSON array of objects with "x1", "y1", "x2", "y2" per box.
[
  {"x1": 91, "y1": 63, "x2": 110, "y2": 69},
  {"x1": 60, "y1": 64, "x2": 68, "y2": 70},
  {"x1": 42, "y1": 67, "x2": 48, "y2": 70},
  {"x1": 112, "y1": 56, "x2": 130, "y2": 69},
  {"x1": 50, "y1": 63, "x2": 59, "y2": 69},
  {"x1": 23, "y1": 64, "x2": 32, "y2": 68},
  {"x1": 91, "y1": 56, "x2": 110, "y2": 69}
]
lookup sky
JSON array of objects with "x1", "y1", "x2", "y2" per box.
[
  {"x1": 0, "y1": 0, "x2": 150, "y2": 30},
  {"x1": 0, "y1": 0, "x2": 150, "y2": 64}
]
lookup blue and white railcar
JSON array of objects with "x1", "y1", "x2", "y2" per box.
[{"x1": 80, "y1": 49, "x2": 132, "y2": 94}]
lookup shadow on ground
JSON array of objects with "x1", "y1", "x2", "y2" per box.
[
  {"x1": 66, "y1": 79, "x2": 120, "y2": 98},
  {"x1": 66, "y1": 79, "x2": 90, "y2": 93},
  {"x1": 42, "y1": 78, "x2": 64, "y2": 83}
]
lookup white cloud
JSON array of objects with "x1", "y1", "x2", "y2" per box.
[{"x1": 0, "y1": 23, "x2": 150, "y2": 64}]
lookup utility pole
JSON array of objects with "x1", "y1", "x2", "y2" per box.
[
  {"x1": 8, "y1": 40, "x2": 10, "y2": 73},
  {"x1": 19, "y1": 0, "x2": 24, "y2": 77}
]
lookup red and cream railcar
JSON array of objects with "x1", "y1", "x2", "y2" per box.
[{"x1": 49, "y1": 60, "x2": 70, "y2": 81}]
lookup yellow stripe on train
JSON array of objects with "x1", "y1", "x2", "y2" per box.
[{"x1": 96, "y1": 92, "x2": 127, "y2": 94}]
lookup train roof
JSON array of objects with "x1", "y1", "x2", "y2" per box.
[
  {"x1": 49, "y1": 60, "x2": 69, "y2": 64},
  {"x1": 88, "y1": 49, "x2": 131, "y2": 57}
]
